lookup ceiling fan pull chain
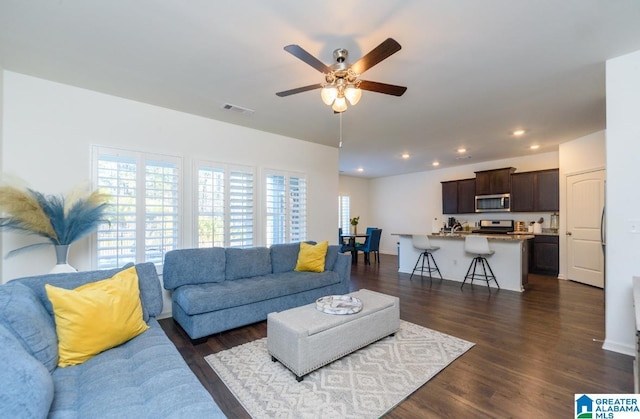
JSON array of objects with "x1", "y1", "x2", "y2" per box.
[{"x1": 339, "y1": 111, "x2": 343, "y2": 148}]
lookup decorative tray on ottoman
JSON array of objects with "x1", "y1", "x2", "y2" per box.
[{"x1": 315, "y1": 295, "x2": 363, "y2": 315}]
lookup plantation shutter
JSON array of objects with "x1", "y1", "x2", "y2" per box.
[
  {"x1": 96, "y1": 155, "x2": 137, "y2": 269},
  {"x1": 196, "y1": 163, "x2": 254, "y2": 248},
  {"x1": 94, "y1": 147, "x2": 181, "y2": 269},
  {"x1": 265, "y1": 171, "x2": 306, "y2": 246},
  {"x1": 144, "y1": 161, "x2": 179, "y2": 264},
  {"x1": 339, "y1": 195, "x2": 350, "y2": 232},
  {"x1": 228, "y1": 169, "x2": 254, "y2": 247},
  {"x1": 197, "y1": 167, "x2": 225, "y2": 247},
  {"x1": 289, "y1": 176, "x2": 306, "y2": 242}
]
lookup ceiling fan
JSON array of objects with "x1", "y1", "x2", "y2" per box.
[{"x1": 276, "y1": 38, "x2": 407, "y2": 112}]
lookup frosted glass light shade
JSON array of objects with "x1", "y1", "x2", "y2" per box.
[
  {"x1": 332, "y1": 96, "x2": 347, "y2": 112},
  {"x1": 345, "y1": 86, "x2": 362, "y2": 105},
  {"x1": 321, "y1": 86, "x2": 338, "y2": 105}
]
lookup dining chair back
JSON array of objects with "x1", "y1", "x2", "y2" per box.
[
  {"x1": 357, "y1": 228, "x2": 382, "y2": 265},
  {"x1": 338, "y1": 227, "x2": 352, "y2": 253}
]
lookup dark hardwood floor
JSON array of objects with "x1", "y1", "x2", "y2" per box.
[{"x1": 159, "y1": 253, "x2": 633, "y2": 418}]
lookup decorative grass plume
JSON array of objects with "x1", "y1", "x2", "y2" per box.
[{"x1": 0, "y1": 182, "x2": 109, "y2": 257}]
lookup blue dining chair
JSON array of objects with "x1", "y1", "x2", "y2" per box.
[
  {"x1": 338, "y1": 227, "x2": 354, "y2": 253},
  {"x1": 356, "y1": 228, "x2": 382, "y2": 265}
]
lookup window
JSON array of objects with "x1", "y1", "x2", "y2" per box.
[
  {"x1": 93, "y1": 146, "x2": 181, "y2": 269},
  {"x1": 339, "y1": 195, "x2": 350, "y2": 232},
  {"x1": 265, "y1": 171, "x2": 307, "y2": 245},
  {"x1": 196, "y1": 162, "x2": 255, "y2": 248}
]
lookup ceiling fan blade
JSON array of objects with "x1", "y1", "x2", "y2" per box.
[
  {"x1": 359, "y1": 80, "x2": 407, "y2": 96},
  {"x1": 350, "y1": 38, "x2": 402, "y2": 75},
  {"x1": 283, "y1": 45, "x2": 332, "y2": 74},
  {"x1": 276, "y1": 83, "x2": 323, "y2": 97}
]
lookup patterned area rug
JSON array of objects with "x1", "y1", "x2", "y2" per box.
[{"x1": 205, "y1": 320, "x2": 474, "y2": 418}]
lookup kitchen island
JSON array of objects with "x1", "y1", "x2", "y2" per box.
[{"x1": 392, "y1": 233, "x2": 534, "y2": 292}]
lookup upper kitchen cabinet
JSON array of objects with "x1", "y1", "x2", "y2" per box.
[
  {"x1": 475, "y1": 167, "x2": 516, "y2": 195},
  {"x1": 442, "y1": 178, "x2": 476, "y2": 214},
  {"x1": 511, "y1": 168, "x2": 559, "y2": 212}
]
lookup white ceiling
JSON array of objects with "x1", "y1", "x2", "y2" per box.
[{"x1": 1, "y1": 1, "x2": 640, "y2": 178}]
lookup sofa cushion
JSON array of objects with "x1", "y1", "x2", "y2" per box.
[
  {"x1": 45, "y1": 266, "x2": 149, "y2": 367},
  {"x1": 173, "y1": 271, "x2": 341, "y2": 315},
  {"x1": 324, "y1": 245, "x2": 339, "y2": 271},
  {"x1": 225, "y1": 247, "x2": 271, "y2": 280},
  {"x1": 0, "y1": 281, "x2": 59, "y2": 373},
  {"x1": 163, "y1": 248, "x2": 226, "y2": 289},
  {"x1": 295, "y1": 241, "x2": 329, "y2": 272},
  {"x1": 12, "y1": 263, "x2": 162, "y2": 322},
  {"x1": 0, "y1": 323, "x2": 54, "y2": 418},
  {"x1": 271, "y1": 242, "x2": 309, "y2": 273},
  {"x1": 49, "y1": 319, "x2": 225, "y2": 418}
]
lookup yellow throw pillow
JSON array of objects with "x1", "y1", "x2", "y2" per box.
[
  {"x1": 295, "y1": 241, "x2": 329, "y2": 273},
  {"x1": 45, "y1": 266, "x2": 149, "y2": 367}
]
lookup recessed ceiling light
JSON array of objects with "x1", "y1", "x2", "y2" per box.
[
  {"x1": 432, "y1": 161, "x2": 440, "y2": 167},
  {"x1": 357, "y1": 167, "x2": 364, "y2": 172},
  {"x1": 530, "y1": 145, "x2": 540, "y2": 150},
  {"x1": 457, "y1": 147, "x2": 467, "y2": 153},
  {"x1": 401, "y1": 153, "x2": 410, "y2": 159},
  {"x1": 512, "y1": 129, "x2": 526, "y2": 137}
]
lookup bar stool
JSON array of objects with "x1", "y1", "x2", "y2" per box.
[
  {"x1": 410, "y1": 235, "x2": 443, "y2": 282},
  {"x1": 461, "y1": 236, "x2": 499, "y2": 291}
]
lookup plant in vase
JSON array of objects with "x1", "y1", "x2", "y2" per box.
[
  {"x1": 350, "y1": 216, "x2": 360, "y2": 235},
  {"x1": 0, "y1": 182, "x2": 110, "y2": 272}
]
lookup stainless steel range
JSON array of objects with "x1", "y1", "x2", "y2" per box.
[{"x1": 472, "y1": 219, "x2": 515, "y2": 234}]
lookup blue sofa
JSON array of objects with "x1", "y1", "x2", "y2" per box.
[
  {"x1": 0, "y1": 263, "x2": 226, "y2": 418},
  {"x1": 163, "y1": 242, "x2": 351, "y2": 341}
]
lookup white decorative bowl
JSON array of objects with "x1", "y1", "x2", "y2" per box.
[{"x1": 316, "y1": 295, "x2": 363, "y2": 315}]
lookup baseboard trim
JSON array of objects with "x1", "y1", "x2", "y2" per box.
[{"x1": 603, "y1": 339, "x2": 635, "y2": 356}]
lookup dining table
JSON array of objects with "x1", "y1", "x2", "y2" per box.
[{"x1": 340, "y1": 233, "x2": 369, "y2": 264}]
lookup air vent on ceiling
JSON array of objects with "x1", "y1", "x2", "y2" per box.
[
  {"x1": 456, "y1": 155, "x2": 472, "y2": 160},
  {"x1": 222, "y1": 103, "x2": 255, "y2": 116}
]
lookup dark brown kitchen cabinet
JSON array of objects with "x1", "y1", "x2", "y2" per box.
[
  {"x1": 475, "y1": 167, "x2": 515, "y2": 195},
  {"x1": 441, "y1": 178, "x2": 476, "y2": 214},
  {"x1": 511, "y1": 169, "x2": 559, "y2": 212},
  {"x1": 528, "y1": 235, "x2": 559, "y2": 275}
]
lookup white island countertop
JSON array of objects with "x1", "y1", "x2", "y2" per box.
[{"x1": 392, "y1": 232, "x2": 532, "y2": 292}]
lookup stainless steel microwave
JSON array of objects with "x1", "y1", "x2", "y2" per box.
[{"x1": 475, "y1": 193, "x2": 511, "y2": 212}]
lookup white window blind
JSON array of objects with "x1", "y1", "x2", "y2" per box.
[
  {"x1": 339, "y1": 195, "x2": 350, "y2": 232},
  {"x1": 265, "y1": 171, "x2": 306, "y2": 246},
  {"x1": 229, "y1": 169, "x2": 254, "y2": 247},
  {"x1": 196, "y1": 162, "x2": 254, "y2": 248},
  {"x1": 94, "y1": 147, "x2": 181, "y2": 269}
]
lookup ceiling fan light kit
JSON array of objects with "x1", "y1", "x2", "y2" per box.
[{"x1": 277, "y1": 38, "x2": 407, "y2": 113}]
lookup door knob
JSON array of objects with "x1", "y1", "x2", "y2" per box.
[{"x1": 566, "y1": 231, "x2": 572, "y2": 236}]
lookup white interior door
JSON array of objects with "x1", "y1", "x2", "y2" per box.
[{"x1": 566, "y1": 169, "x2": 606, "y2": 288}]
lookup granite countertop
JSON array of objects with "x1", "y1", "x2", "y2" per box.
[
  {"x1": 391, "y1": 232, "x2": 534, "y2": 241},
  {"x1": 428, "y1": 233, "x2": 534, "y2": 241}
]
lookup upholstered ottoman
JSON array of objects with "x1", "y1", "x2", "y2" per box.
[{"x1": 267, "y1": 288, "x2": 400, "y2": 381}]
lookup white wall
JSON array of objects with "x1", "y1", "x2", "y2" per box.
[
  {"x1": 604, "y1": 49, "x2": 640, "y2": 355},
  {"x1": 558, "y1": 131, "x2": 606, "y2": 280},
  {"x1": 338, "y1": 175, "x2": 371, "y2": 233},
  {"x1": 368, "y1": 152, "x2": 559, "y2": 255},
  {"x1": 1, "y1": 71, "x2": 339, "y2": 284}
]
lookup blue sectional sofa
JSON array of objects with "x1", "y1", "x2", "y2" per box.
[
  {"x1": 163, "y1": 242, "x2": 351, "y2": 341},
  {"x1": 0, "y1": 263, "x2": 226, "y2": 418}
]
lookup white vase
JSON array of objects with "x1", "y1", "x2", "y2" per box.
[{"x1": 50, "y1": 245, "x2": 77, "y2": 273}]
